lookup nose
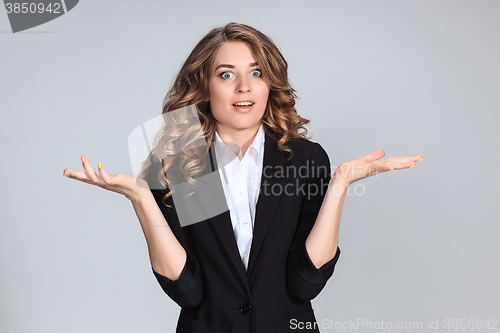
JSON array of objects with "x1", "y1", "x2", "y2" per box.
[{"x1": 236, "y1": 75, "x2": 250, "y2": 93}]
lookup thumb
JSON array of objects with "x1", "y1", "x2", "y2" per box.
[{"x1": 362, "y1": 150, "x2": 385, "y2": 163}]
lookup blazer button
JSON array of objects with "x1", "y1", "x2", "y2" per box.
[{"x1": 239, "y1": 302, "x2": 252, "y2": 314}]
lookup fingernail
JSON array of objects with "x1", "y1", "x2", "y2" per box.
[
  {"x1": 81, "y1": 156, "x2": 85, "y2": 163},
  {"x1": 98, "y1": 162, "x2": 102, "y2": 169},
  {"x1": 409, "y1": 164, "x2": 416, "y2": 168},
  {"x1": 63, "y1": 172, "x2": 70, "y2": 177},
  {"x1": 416, "y1": 158, "x2": 423, "y2": 162}
]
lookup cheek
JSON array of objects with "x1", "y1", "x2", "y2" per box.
[
  {"x1": 260, "y1": 91, "x2": 270, "y2": 107},
  {"x1": 258, "y1": 83, "x2": 270, "y2": 99},
  {"x1": 208, "y1": 92, "x2": 226, "y2": 118},
  {"x1": 208, "y1": 85, "x2": 227, "y2": 105}
]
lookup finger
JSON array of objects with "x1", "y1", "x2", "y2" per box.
[
  {"x1": 386, "y1": 161, "x2": 418, "y2": 170},
  {"x1": 81, "y1": 155, "x2": 100, "y2": 183},
  {"x1": 396, "y1": 155, "x2": 423, "y2": 162},
  {"x1": 384, "y1": 155, "x2": 423, "y2": 164},
  {"x1": 366, "y1": 155, "x2": 423, "y2": 173},
  {"x1": 408, "y1": 155, "x2": 423, "y2": 166},
  {"x1": 361, "y1": 150, "x2": 385, "y2": 163},
  {"x1": 63, "y1": 169, "x2": 92, "y2": 183},
  {"x1": 97, "y1": 162, "x2": 113, "y2": 184},
  {"x1": 365, "y1": 163, "x2": 394, "y2": 175}
]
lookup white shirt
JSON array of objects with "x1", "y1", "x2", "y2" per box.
[{"x1": 213, "y1": 124, "x2": 265, "y2": 270}]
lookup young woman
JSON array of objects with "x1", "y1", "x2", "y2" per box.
[{"x1": 63, "y1": 23, "x2": 422, "y2": 333}]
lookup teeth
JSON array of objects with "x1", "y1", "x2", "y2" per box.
[{"x1": 234, "y1": 102, "x2": 253, "y2": 106}]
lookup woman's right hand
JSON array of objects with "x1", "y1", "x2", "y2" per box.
[{"x1": 63, "y1": 155, "x2": 150, "y2": 203}]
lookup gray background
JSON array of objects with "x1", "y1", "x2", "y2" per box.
[{"x1": 1, "y1": 0, "x2": 499, "y2": 332}]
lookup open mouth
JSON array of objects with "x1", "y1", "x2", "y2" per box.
[{"x1": 232, "y1": 102, "x2": 254, "y2": 107}]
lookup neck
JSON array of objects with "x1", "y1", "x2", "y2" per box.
[{"x1": 216, "y1": 124, "x2": 261, "y2": 160}]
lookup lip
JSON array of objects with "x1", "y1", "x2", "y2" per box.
[{"x1": 232, "y1": 99, "x2": 255, "y2": 113}]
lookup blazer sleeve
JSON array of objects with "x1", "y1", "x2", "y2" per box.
[
  {"x1": 150, "y1": 188, "x2": 205, "y2": 309},
  {"x1": 286, "y1": 142, "x2": 341, "y2": 301}
]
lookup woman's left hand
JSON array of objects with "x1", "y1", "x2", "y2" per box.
[{"x1": 332, "y1": 150, "x2": 423, "y2": 186}]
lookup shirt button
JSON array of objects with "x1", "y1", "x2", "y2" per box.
[
  {"x1": 244, "y1": 252, "x2": 249, "y2": 258},
  {"x1": 243, "y1": 222, "x2": 248, "y2": 227},
  {"x1": 240, "y1": 161, "x2": 245, "y2": 167},
  {"x1": 239, "y1": 191, "x2": 245, "y2": 196}
]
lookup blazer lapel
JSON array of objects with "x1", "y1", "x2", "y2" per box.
[
  {"x1": 208, "y1": 210, "x2": 251, "y2": 293},
  {"x1": 247, "y1": 133, "x2": 287, "y2": 275}
]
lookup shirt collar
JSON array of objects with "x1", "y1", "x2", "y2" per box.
[{"x1": 213, "y1": 124, "x2": 265, "y2": 167}]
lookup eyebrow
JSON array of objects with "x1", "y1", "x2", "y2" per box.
[{"x1": 214, "y1": 62, "x2": 259, "y2": 71}]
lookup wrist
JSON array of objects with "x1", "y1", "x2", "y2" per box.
[
  {"x1": 328, "y1": 176, "x2": 349, "y2": 194},
  {"x1": 331, "y1": 165, "x2": 352, "y2": 187},
  {"x1": 129, "y1": 188, "x2": 151, "y2": 205}
]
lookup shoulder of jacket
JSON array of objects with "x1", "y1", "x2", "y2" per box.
[{"x1": 286, "y1": 137, "x2": 323, "y2": 153}]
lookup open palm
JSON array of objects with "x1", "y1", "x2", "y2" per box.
[
  {"x1": 63, "y1": 155, "x2": 150, "y2": 202},
  {"x1": 333, "y1": 150, "x2": 423, "y2": 186}
]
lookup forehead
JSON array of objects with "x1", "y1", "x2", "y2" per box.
[{"x1": 212, "y1": 41, "x2": 257, "y2": 69}]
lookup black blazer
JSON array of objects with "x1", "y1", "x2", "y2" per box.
[{"x1": 150, "y1": 133, "x2": 341, "y2": 333}]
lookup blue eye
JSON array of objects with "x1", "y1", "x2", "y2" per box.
[
  {"x1": 220, "y1": 72, "x2": 233, "y2": 79},
  {"x1": 251, "y1": 69, "x2": 262, "y2": 77}
]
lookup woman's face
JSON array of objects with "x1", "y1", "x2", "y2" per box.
[{"x1": 208, "y1": 41, "x2": 270, "y2": 136}]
